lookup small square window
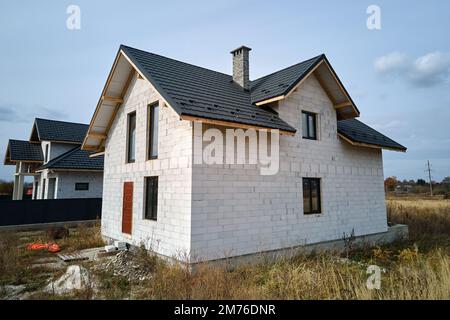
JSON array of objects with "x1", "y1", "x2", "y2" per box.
[
  {"x1": 303, "y1": 178, "x2": 321, "y2": 214},
  {"x1": 302, "y1": 111, "x2": 317, "y2": 140},
  {"x1": 75, "y1": 183, "x2": 89, "y2": 191}
]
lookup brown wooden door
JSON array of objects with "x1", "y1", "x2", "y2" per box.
[{"x1": 122, "y1": 182, "x2": 133, "y2": 234}]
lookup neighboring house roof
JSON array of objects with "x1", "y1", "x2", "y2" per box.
[
  {"x1": 4, "y1": 139, "x2": 44, "y2": 165},
  {"x1": 30, "y1": 118, "x2": 89, "y2": 143},
  {"x1": 337, "y1": 119, "x2": 406, "y2": 152},
  {"x1": 37, "y1": 146, "x2": 104, "y2": 171},
  {"x1": 120, "y1": 45, "x2": 296, "y2": 134}
]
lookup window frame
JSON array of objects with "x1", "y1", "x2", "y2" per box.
[
  {"x1": 144, "y1": 176, "x2": 158, "y2": 221},
  {"x1": 302, "y1": 177, "x2": 322, "y2": 214},
  {"x1": 126, "y1": 111, "x2": 136, "y2": 163},
  {"x1": 147, "y1": 102, "x2": 159, "y2": 160},
  {"x1": 44, "y1": 144, "x2": 49, "y2": 163},
  {"x1": 302, "y1": 111, "x2": 317, "y2": 140},
  {"x1": 75, "y1": 182, "x2": 89, "y2": 191}
]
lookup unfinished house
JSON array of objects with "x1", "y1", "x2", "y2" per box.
[
  {"x1": 82, "y1": 45, "x2": 406, "y2": 262},
  {"x1": 4, "y1": 118, "x2": 104, "y2": 200}
]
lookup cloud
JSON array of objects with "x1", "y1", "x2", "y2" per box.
[
  {"x1": 374, "y1": 52, "x2": 410, "y2": 76},
  {"x1": 374, "y1": 51, "x2": 450, "y2": 87},
  {"x1": 0, "y1": 103, "x2": 64, "y2": 123}
]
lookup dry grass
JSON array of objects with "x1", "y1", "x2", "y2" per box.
[
  {"x1": 126, "y1": 198, "x2": 450, "y2": 300},
  {"x1": 1, "y1": 201, "x2": 449, "y2": 300},
  {"x1": 57, "y1": 222, "x2": 105, "y2": 252},
  {"x1": 0, "y1": 223, "x2": 104, "y2": 299},
  {"x1": 387, "y1": 199, "x2": 450, "y2": 239},
  {"x1": 130, "y1": 248, "x2": 448, "y2": 300}
]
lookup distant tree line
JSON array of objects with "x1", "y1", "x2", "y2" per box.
[
  {"x1": 384, "y1": 176, "x2": 450, "y2": 196},
  {"x1": 0, "y1": 180, "x2": 14, "y2": 195}
]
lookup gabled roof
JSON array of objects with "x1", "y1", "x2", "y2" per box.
[
  {"x1": 37, "y1": 146, "x2": 104, "y2": 171},
  {"x1": 30, "y1": 118, "x2": 88, "y2": 144},
  {"x1": 121, "y1": 45, "x2": 296, "y2": 133},
  {"x1": 82, "y1": 45, "x2": 398, "y2": 153},
  {"x1": 337, "y1": 119, "x2": 406, "y2": 152},
  {"x1": 251, "y1": 54, "x2": 360, "y2": 119},
  {"x1": 4, "y1": 139, "x2": 44, "y2": 165},
  {"x1": 251, "y1": 55, "x2": 323, "y2": 103}
]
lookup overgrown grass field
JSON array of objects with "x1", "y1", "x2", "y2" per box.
[{"x1": 1, "y1": 199, "x2": 449, "y2": 300}]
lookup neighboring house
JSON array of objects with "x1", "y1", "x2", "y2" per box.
[
  {"x1": 82, "y1": 45, "x2": 406, "y2": 263},
  {"x1": 4, "y1": 118, "x2": 104, "y2": 200}
]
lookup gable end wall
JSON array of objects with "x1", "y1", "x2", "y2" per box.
[{"x1": 190, "y1": 74, "x2": 387, "y2": 261}]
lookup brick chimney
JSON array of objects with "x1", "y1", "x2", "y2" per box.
[{"x1": 231, "y1": 45, "x2": 251, "y2": 91}]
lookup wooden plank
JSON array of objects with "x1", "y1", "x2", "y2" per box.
[
  {"x1": 338, "y1": 133, "x2": 406, "y2": 152},
  {"x1": 255, "y1": 95, "x2": 285, "y2": 106},
  {"x1": 102, "y1": 96, "x2": 123, "y2": 104},
  {"x1": 57, "y1": 252, "x2": 88, "y2": 262},
  {"x1": 180, "y1": 115, "x2": 296, "y2": 136}
]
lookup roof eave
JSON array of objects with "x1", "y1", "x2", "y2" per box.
[
  {"x1": 253, "y1": 55, "x2": 360, "y2": 119},
  {"x1": 82, "y1": 46, "x2": 184, "y2": 152},
  {"x1": 338, "y1": 133, "x2": 407, "y2": 152}
]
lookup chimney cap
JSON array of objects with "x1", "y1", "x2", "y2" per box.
[{"x1": 230, "y1": 45, "x2": 252, "y2": 54}]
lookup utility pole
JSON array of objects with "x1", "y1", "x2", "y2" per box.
[{"x1": 426, "y1": 160, "x2": 433, "y2": 196}]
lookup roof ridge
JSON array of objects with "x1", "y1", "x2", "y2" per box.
[
  {"x1": 120, "y1": 44, "x2": 233, "y2": 78},
  {"x1": 35, "y1": 117, "x2": 89, "y2": 127},
  {"x1": 251, "y1": 54, "x2": 325, "y2": 86},
  {"x1": 9, "y1": 138, "x2": 30, "y2": 143}
]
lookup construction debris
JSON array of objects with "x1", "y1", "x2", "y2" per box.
[
  {"x1": 105, "y1": 245, "x2": 116, "y2": 253},
  {"x1": 45, "y1": 265, "x2": 91, "y2": 295},
  {"x1": 114, "y1": 241, "x2": 127, "y2": 250},
  {"x1": 94, "y1": 250, "x2": 153, "y2": 281}
]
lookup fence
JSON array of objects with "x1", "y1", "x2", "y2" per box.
[{"x1": 0, "y1": 198, "x2": 102, "y2": 227}]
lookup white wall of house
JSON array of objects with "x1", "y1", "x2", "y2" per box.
[
  {"x1": 189, "y1": 75, "x2": 387, "y2": 261},
  {"x1": 34, "y1": 169, "x2": 103, "y2": 199},
  {"x1": 101, "y1": 73, "x2": 387, "y2": 262},
  {"x1": 101, "y1": 74, "x2": 193, "y2": 259},
  {"x1": 55, "y1": 171, "x2": 103, "y2": 199},
  {"x1": 40, "y1": 141, "x2": 76, "y2": 163},
  {"x1": 50, "y1": 142, "x2": 77, "y2": 160}
]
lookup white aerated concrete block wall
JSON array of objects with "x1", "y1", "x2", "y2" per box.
[
  {"x1": 101, "y1": 74, "x2": 193, "y2": 259},
  {"x1": 55, "y1": 171, "x2": 103, "y2": 199},
  {"x1": 190, "y1": 75, "x2": 387, "y2": 261},
  {"x1": 34, "y1": 169, "x2": 103, "y2": 199}
]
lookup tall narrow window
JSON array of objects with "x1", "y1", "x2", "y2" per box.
[
  {"x1": 148, "y1": 103, "x2": 159, "y2": 159},
  {"x1": 303, "y1": 178, "x2": 321, "y2": 214},
  {"x1": 302, "y1": 111, "x2": 317, "y2": 140},
  {"x1": 144, "y1": 176, "x2": 158, "y2": 220},
  {"x1": 127, "y1": 112, "x2": 136, "y2": 163},
  {"x1": 44, "y1": 144, "x2": 49, "y2": 163}
]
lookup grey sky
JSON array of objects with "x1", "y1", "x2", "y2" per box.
[{"x1": 1, "y1": 0, "x2": 449, "y2": 181}]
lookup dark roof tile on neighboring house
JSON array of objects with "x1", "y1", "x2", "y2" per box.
[
  {"x1": 32, "y1": 118, "x2": 89, "y2": 143},
  {"x1": 4, "y1": 139, "x2": 43, "y2": 165},
  {"x1": 337, "y1": 119, "x2": 406, "y2": 151},
  {"x1": 38, "y1": 146, "x2": 104, "y2": 171},
  {"x1": 120, "y1": 45, "x2": 296, "y2": 133}
]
